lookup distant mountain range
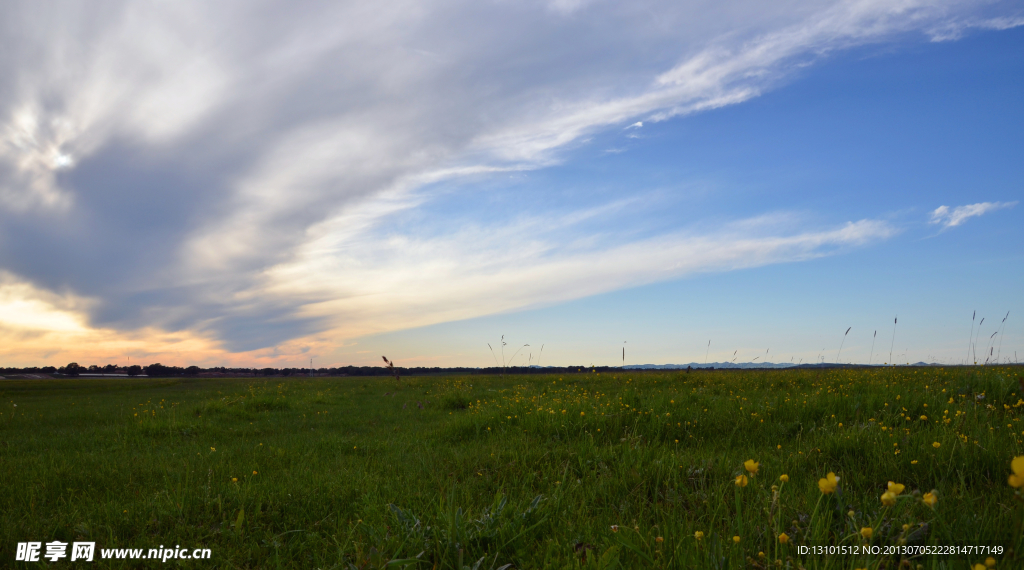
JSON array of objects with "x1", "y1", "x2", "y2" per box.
[
  {"x1": 622, "y1": 362, "x2": 935, "y2": 369},
  {"x1": 624, "y1": 362, "x2": 792, "y2": 369}
]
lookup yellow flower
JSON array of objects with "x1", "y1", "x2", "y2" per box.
[
  {"x1": 887, "y1": 481, "x2": 905, "y2": 495},
  {"x1": 733, "y1": 535, "x2": 741, "y2": 544},
  {"x1": 933, "y1": 442, "x2": 941, "y2": 448},
  {"x1": 911, "y1": 460, "x2": 919, "y2": 465},
  {"x1": 860, "y1": 527, "x2": 872, "y2": 539},
  {"x1": 744, "y1": 459, "x2": 759, "y2": 474},
  {"x1": 881, "y1": 491, "x2": 897, "y2": 506},
  {"x1": 694, "y1": 531, "x2": 704, "y2": 540},
  {"x1": 922, "y1": 491, "x2": 938, "y2": 508},
  {"x1": 778, "y1": 533, "x2": 789, "y2": 544},
  {"x1": 985, "y1": 556, "x2": 996, "y2": 567},
  {"x1": 252, "y1": 471, "x2": 258, "y2": 475},
  {"x1": 735, "y1": 474, "x2": 749, "y2": 487},
  {"x1": 838, "y1": 423, "x2": 843, "y2": 427},
  {"x1": 231, "y1": 477, "x2": 238, "y2": 482},
  {"x1": 655, "y1": 536, "x2": 663, "y2": 543},
  {"x1": 780, "y1": 474, "x2": 789, "y2": 483},
  {"x1": 818, "y1": 472, "x2": 839, "y2": 494},
  {"x1": 973, "y1": 565, "x2": 986, "y2": 570},
  {"x1": 1010, "y1": 456, "x2": 1024, "y2": 488},
  {"x1": 920, "y1": 415, "x2": 927, "y2": 421}
]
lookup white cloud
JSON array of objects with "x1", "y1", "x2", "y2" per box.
[
  {"x1": 547, "y1": 0, "x2": 598, "y2": 15},
  {"x1": 927, "y1": 14, "x2": 1024, "y2": 41},
  {"x1": 0, "y1": 3, "x2": 231, "y2": 213},
  {"x1": 929, "y1": 201, "x2": 1017, "y2": 228},
  {"x1": 0, "y1": 104, "x2": 77, "y2": 211},
  {"x1": 0, "y1": 272, "x2": 89, "y2": 333},
  {"x1": 469, "y1": 0, "x2": 997, "y2": 165},
  {"x1": 264, "y1": 200, "x2": 897, "y2": 340}
]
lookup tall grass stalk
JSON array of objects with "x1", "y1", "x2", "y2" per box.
[
  {"x1": 967, "y1": 310, "x2": 976, "y2": 365},
  {"x1": 491, "y1": 336, "x2": 529, "y2": 378},
  {"x1": 888, "y1": 315, "x2": 897, "y2": 365},
  {"x1": 997, "y1": 311, "x2": 1009, "y2": 363},
  {"x1": 836, "y1": 326, "x2": 851, "y2": 364},
  {"x1": 487, "y1": 343, "x2": 500, "y2": 368},
  {"x1": 974, "y1": 317, "x2": 985, "y2": 364}
]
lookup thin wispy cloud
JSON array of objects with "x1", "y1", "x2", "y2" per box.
[
  {"x1": 929, "y1": 201, "x2": 1017, "y2": 229},
  {"x1": 268, "y1": 204, "x2": 898, "y2": 341},
  {"x1": 927, "y1": 14, "x2": 1024, "y2": 41}
]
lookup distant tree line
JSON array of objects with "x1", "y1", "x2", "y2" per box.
[{"x1": 2, "y1": 363, "x2": 630, "y2": 378}]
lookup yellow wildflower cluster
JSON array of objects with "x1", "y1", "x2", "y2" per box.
[{"x1": 881, "y1": 481, "x2": 904, "y2": 506}]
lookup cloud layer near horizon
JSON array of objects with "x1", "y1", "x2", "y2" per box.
[{"x1": 0, "y1": 0, "x2": 1019, "y2": 365}]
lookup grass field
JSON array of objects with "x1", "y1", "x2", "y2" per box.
[{"x1": 2, "y1": 367, "x2": 1023, "y2": 569}]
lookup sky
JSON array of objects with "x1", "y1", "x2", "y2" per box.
[{"x1": 0, "y1": 0, "x2": 1021, "y2": 369}]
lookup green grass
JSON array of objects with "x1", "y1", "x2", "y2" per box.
[{"x1": 1, "y1": 367, "x2": 1023, "y2": 569}]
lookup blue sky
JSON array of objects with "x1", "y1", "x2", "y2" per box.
[
  {"x1": 0, "y1": 1, "x2": 1020, "y2": 367},
  {"x1": 330, "y1": 24, "x2": 1024, "y2": 368}
]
